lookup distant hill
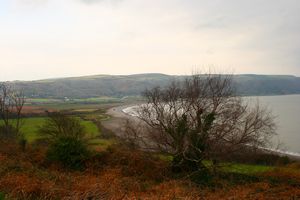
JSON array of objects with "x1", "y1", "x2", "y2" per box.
[{"x1": 8, "y1": 73, "x2": 300, "y2": 99}]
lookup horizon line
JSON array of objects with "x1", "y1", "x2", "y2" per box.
[{"x1": 2, "y1": 72, "x2": 299, "y2": 82}]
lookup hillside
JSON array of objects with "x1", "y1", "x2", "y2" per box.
[{"x1": 9, "y1": 74, "x2": 300, "y2": 99}]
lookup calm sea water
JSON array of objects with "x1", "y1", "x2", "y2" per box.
[
  {"x1": 249, "y1": 95, "x2": 300, "y2": 154},
  {"x1": 123, "y1": 94, "x2": 300, "y2": 154}
]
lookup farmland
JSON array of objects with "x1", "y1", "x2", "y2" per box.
[
  {"x1": 1, "y1": 102, "x2": 116, "y2": 150},
  {"x1": 0, "y1": 117, "x2": 101, "y2": 142}
]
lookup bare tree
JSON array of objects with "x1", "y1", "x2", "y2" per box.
[
  {"x1": 38, "y1": 111, "x2": 86, "y2": 142},
  {"x1": 137, "y1": 73, "x2": 276, "y2": 172},
  {"x1": 0, "y1": 83, "x2": 25, "y2": 139}
]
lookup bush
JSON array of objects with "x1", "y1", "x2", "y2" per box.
[
  {"x1": 0, "y1": 125, "x2": 18, "y2": 139},
  {"x1": 0, "y1": 192, "x2": 5, "y2": 200},
  {"x1": 46, "y1": 137, "x2": 90, "y2": 170},
  {"x1": 87, "y1": 144, "x2": 169, "y2": 181},
  {"x1": 189, "y1": 169, "x2": 214, "y2": 186}
]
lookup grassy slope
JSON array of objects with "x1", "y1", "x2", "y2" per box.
[
  {"x1": 159, "y1": 155, "x2": 274, "y2": 174},
  {"x1": 223, "y1": 163, "x2": 273, "y2": 174}
]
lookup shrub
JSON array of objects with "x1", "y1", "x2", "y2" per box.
[
  {"x1": 46, "y1": 136, "x2": 90, "y2": 170},
  {"x1": 87, "y1": 144, "x2": 169, "y2": 181},
  {"x1": 189, "y1": 169, "x2": 214, "y2": 186},
  {"x1": 0, "y1": 125, "x2": 18, "y2": 140},
  {"x1": 0, "y1": 192, "x2": 5, "y2": 200}
]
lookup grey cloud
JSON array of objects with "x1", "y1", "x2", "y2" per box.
[
  {"x1": 185, "y1": 0, "x2": 300, "y2": 70},
  {"x1": 192, "y1": 0, "x2": 300, "y2": 31}
]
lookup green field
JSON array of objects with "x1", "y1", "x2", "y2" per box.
[
  {"x1": 26, "y1": 96, "x2": 142, "y2": 111},
  {"x1": 30, "y1": 102, "x2": 119, "y2": 110},
  {"x1": 27, "y1": 98, "x2": 62, "y2": 103},
  {"x1": 1, "y1": 98, "x2": 117, "y2": 150},
  {"x1": 73, "y1": 97, "x2": 122, "y2": 103},
  {"x1": 21, "y1": 117, "x2": 46, "y2": 142},
  {"x1": 27, "y1": 97, "x2": 123, "y2": 106},
  {"x1": 1, "y1": 117, "x2": 100, "y2": 143}
]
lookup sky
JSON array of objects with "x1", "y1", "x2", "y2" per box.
[{"x1": 0, "y1": 0, "x2": 300, "y2": 81}]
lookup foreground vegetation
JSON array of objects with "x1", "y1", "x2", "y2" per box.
[
  {"x1": 0, "y1": 139, "x2": 300, "y2": 199},
  {"x1": 0, "y1": 110, "x2": 298, "y2": 199}
]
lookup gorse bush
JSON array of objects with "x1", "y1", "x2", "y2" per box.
[{"x1": 47, "y1": 136, "x2": 90, "y2": 170}]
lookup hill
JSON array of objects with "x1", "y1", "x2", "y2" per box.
[{"x1": 9, "y1": 73, "x2": 300, "y2": 99}]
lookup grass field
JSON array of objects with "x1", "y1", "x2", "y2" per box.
[
  {"x1": 25, "y1": 96, "x2": 142, "y2": 111},
  {"x1": 27, "y1": 97, "x2": 122, "y2": 103},
  {"x1": 30, "y1": 102, "x2": 120, "y2": 111},
  {"x1": 1, "y1": 117, "x2": 101, "y2": 143},
  {"x1": 1, "y1": 99, "x2": 117, "y2": 151},
  {"x1": 27, "y1": 98, "x2": 62, "y2": 103},
  {"x1": 73, "y1": 97, "x2": 122, "y2": 103}
]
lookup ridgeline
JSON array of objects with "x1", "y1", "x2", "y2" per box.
[{"x1": 8, "y1": 73, "x2": 300, "y2": 98}]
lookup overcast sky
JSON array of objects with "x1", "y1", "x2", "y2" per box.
[{"x1": 0, "y1": 0, "x2": 299, "y2": 81}]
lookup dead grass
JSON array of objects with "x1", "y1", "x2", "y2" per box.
[
  {"x1": 0, "y1": 140, "x2": 300, "y2": 200},
  {"x1": 203, "y1": 182, "x2": 300, "y2": 200}
]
